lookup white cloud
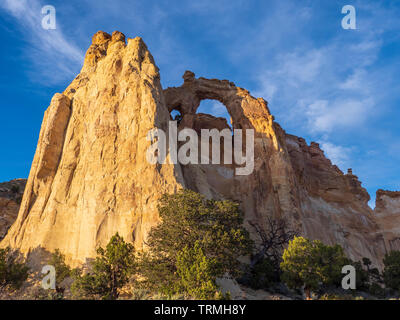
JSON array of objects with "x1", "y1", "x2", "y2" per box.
[
  {"x1": 245, "y1": 16, "x2": 386, "y2": 139},
  {"x1": 1, "y1": 0, "x2": 84, "y2": 84},
  {"x1": 339, "y1": 69, "x2": 368, "y2": 91},
  {"x1": 253, "y1": 79, "x2": 277, "y2": 102},
  {"x1": 211, "y1": 101, "x2": 228, "y2": 117},
  {"x1": 320, "y1": 141, "x2": 352, "y2": 168},
  {"x1": 305, "y1": 98, "x2": 374, "y2": 134},
  {"x1": 278, "y1": 50, "x2": 324, "y2": 85}
]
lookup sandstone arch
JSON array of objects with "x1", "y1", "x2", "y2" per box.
[
  {"x1": 163, "y1": 71, "x2": 301, "y2": 228},
  {"x1": 164, "y1": 71, "x2": 273, "y2": 133}
]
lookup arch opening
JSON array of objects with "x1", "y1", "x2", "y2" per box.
[
  {"x1": 170, "y1": 109, "x2": 183, "y2": 123},
  {"x1": 196, "y1": 99, "x2": 232, "y2": 131}
]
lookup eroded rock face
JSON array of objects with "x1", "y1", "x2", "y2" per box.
[
  {"x1": 1, "y1": 31, "x2": 184, "y2": 266},
  {"x1": 375, "y1": 190, "x2": 400, "y2": 252},
  {"x1": 284, "y1": 135, "x2": 386, "y2": 265},
  {"x1": 0, "y1": 179, "x2": 26, "y2": 240},
  {"x1": 164, "y1": 72, "x2": 390, "y2": 268},
  {"x1": 1, "y1": 31, "x2": 399, "y2": 268}
]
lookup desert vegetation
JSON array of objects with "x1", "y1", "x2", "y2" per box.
[
  {"x1": 71, "y1": 233, "x2": 136, "y2": 300},
  {"x1": 0, "y1": 247, "x2": 29, "y2": 292},
  {"x1": 136, "y1": 189, "x2": 252, "y2": 299},
  {"x1": 1, "y1": 190, "x2": 400, "y2": 300}
]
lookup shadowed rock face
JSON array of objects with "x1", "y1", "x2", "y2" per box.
[
  {"x1": 0, "y1": 179, "x2": 26, "y2": 240},
  {"x1": 1, "y1": 31, "x2": 399, "y2": 268}
]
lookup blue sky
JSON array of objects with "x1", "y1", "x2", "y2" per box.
[{"x1": 1, "y1": 0, "x2": 399, "y2": 207}]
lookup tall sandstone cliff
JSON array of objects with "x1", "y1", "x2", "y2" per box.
[
  {"x1": 1, "y1": 31, "x2": 399, "y2": 268},
  {"x1": 1, "y1": 31, "x2": 184, "y2": 265}
]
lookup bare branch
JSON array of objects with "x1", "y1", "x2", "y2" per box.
[{"x1": 249, "y1": 216, "x2": 299, "y2": 269}]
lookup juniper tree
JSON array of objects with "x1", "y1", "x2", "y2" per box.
[
  {"x1": 383, "y1": 250, "x2": 400, "y2": 293},
  {"x1": 280, "y1": 236, "x2": 348, "y2": 299},
  {"x1": 71, "y1": 233, "x2": 135, "y2": 300},
  {"x1": 138, "y1": 189, "x2": 252, "y2": 295}
]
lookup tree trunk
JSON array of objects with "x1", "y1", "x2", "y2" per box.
[
  {"x1": 250, "y1": 247, "x2": 268, "y2": 268},
  {"x1": 111, "y1": 269, "x2": 118, "y2": 300},
  {"x1": 305, "y1": 287, "x2": 312, "y2": 300}
]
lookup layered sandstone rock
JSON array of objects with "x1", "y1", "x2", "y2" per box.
[
  {"x1": 284, "y1": 135, "x2": 386, "y2": 265},
  {"x1": 1, "y1": 31, "x2": 399, "y2": 269},
  {"x1": 0, "y1": 179, "x2": 26, "y2": 240}
]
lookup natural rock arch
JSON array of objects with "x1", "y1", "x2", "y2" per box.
[
  {"x1": 163, "y1": 71, "x2": 275, "y2": 134},
  {"x1": 163, "y1": 71, "x2": 300, "y2": 230}
]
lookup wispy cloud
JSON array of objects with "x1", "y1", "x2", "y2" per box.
[
  {"x1": 254, "y1": 36, "x2": 382, "y2": 135},
  {"x1": 320, "y1": 141, "x2": 352, "y2": 168},
  {"x1": 211, "y1": 101, "x2": 228, "y2": 117},
  {"x1": 302, "y1": 98, "x2": 374, "y2": 134},
  {"x1": 1, "y1": 0, "x2": 84, "y2": 84}
]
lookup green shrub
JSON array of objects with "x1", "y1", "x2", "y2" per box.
[
  {"x1": 0, "y1": 247, "x2": 29, "y2": 290},
  {"x1": 351, "y1": 261, "x2": 369, "y2": 291},
  {"x1": 383, "y1": 250, "x2": 400, "y2": 293},
  {"x1": 33, "y1": 287, "x2": 64, "y2": 300},
  {"x1": 314, "y1": 241, "x2": 348, "y2": 287},
  {"x1": 247, "y1": 257, "x2": 276, "y2": 290},
  {"x1": 49, "y1": 249, "x2": 71, "y2": 288},
  {"x1": 176, "y1": 242, "x2": 224, "y2": 299},
  {"x1": 349, "y1": 258, "x2": 385, "y2": 296},
  {"x1": 280, "y1": 236, "x2": 348, "y2": 299},
  {"x1": 71, "y1": 233, "x2": 135, "y2": 300},
  {"x1": 10, "y1": 185, "x2": 19, "y2": 194},
  {"x1": 369, "y1": 282, "x2": 386, "y2": 298}
]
